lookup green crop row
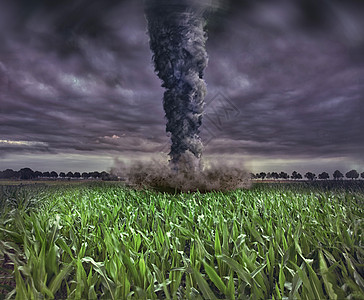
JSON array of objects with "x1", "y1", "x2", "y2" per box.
[{"x1": 0, "y1": 183, "x2": 363, "y2": 299}]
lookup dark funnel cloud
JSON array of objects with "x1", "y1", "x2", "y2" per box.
[{"x1": 144, "y1": 0, "x2": 210, "y2": 168}]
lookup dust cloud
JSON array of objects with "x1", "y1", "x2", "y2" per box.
[{"x1": 111, "y1": 153, "x2": 251, "y2": 192}]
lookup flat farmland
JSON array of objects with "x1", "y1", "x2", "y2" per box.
[{"x1": 0, "y1": 182, "x2": 363, "y2": 299}]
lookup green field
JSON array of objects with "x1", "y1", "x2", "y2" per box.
[{"x1": 0, "y1": 182, "x2": 363, "y2": 299}]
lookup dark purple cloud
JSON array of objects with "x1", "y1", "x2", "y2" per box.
[{"x1": 0, "y1": 0, "x2": 363, "y2": 173}]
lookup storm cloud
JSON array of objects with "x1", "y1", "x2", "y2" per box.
[{"x1": 0, "y1": 0, "x2": 363, "y2": 173}]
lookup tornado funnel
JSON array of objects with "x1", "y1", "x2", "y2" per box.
[{"x1": 145, "y1": 0, "x2": 209, "y2": 168}]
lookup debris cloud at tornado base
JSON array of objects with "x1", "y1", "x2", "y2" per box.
[{"x1": 111, "y1": 154, "x2": 251, "y2": 192}]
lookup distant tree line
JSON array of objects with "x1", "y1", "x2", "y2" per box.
[
  {"x1": 1, "y1": 168, "x2": 363, "y2": 181},
  {"x1": 0, "y1": 168, "x2": 118, "y2": 181},
  {"x1": 251, "y1": 169, "x2": 364, "y2": 181}
]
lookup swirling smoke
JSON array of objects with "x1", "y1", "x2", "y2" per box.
[{"x1": 145, "y1": 0, "x2": 210, "y2": 168}]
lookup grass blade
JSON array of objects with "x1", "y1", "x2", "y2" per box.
[
  {"x1": 202, "y1": 260, "x2": 226, "y2": 294},
  {"x1": 192, "y1": 266, "x2": 218, "y2": 300}
]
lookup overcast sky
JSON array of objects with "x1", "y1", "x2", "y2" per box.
[{"x1": 1, "y1": 0, "x2": 363, "y2": 175}]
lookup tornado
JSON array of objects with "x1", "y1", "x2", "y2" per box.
[
  {"x1": 145, "y1": 0, "x2": 209, "y2": 169},
  {"x1": 113, "y1": 1, "x2": 251, "y2": 191}
]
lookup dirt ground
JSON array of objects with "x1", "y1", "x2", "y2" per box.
[{"x1": 0, "y1": 255, "x2": 16, "y2": 297}]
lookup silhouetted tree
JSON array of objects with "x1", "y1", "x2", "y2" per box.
[
  {"x1": 74, "y1": 172, "x2": 81, "y2": 179},
  {"x1": 82, "y1": 172, "x2": 89, "y2": 179},
  {"x1": 42, "y1": 171, "x2": 50, "y2": 178},
  {"x1": 279, "y1": 172, "x2": 289, "y2": 180},
  {"x1": 90, "y1": 171, "x2": 100, "y2": 179},
  {"x1": 1, "y1": 169, "x2": 18, "y2": 179},
  {"x1": 102, "y1": 172, "x2": 118, "y2": 181},
  {"x1": 50, "y1": 171, "x2": 58, "y2": 178},
  {"x1": 318, "y1": 172, "x2": 329, "y2": 180},
  {"x1": 66, "y1": 172, "x2": 74, "y2": 178},
  {"x1": 19, "y1": 168, "x2": 35, "y2": 180},
  {"x1": 34, "y1": 171, "x2": 43, "y2": 178},
  {"x1": 346, "y1": 169, "x2": 359, "y2": 180},
  {"x1": 333, "y1": 170, "x2": 343, "y2": 180},
  {"x1": 59, "y1": 172, "x2": 66, "y2": 178},
  {"x1": 291, "y1": 171, "x2": 302, "y2": 180},
  {"x1": 305, "y1": 172, "x2": 316, "y2": 181},
  {"x1": 271, "y1": 172, "x2": 279, "y2": 180},
  {"x1": 361, "y1": 172, "x2": 364, "y2": 179},
  {"x1": 101, "y1": 171, "x2": 116, "y2": 181},
  {"x1": 259, "y1": 172, "x2": 266, "y2": 180}
]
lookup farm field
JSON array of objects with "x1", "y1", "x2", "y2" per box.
[{"x1": 0, "y1": 182, "x2": 363, "y2": 299}]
